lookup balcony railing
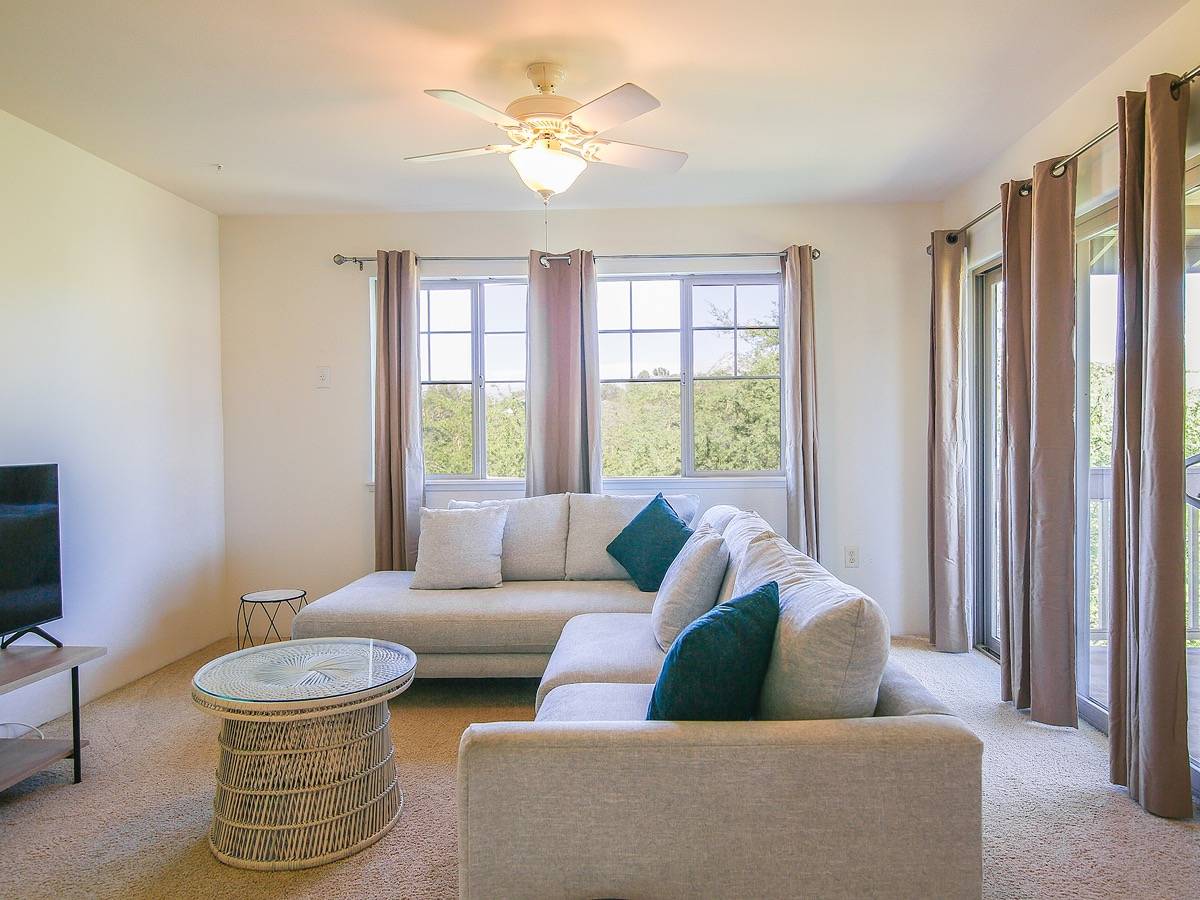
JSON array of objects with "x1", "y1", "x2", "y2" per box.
[{"x1": 1087, "y1": 466, "x2": 1200, "y2": 639}]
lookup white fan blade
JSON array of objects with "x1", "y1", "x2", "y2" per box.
[
  {"x1": 567, "y1": 83, "x2": 660, "y2": 134},
  {"x1": 425, "y1": 90, "x2": 521, "y2": 128},
  {"x1": 587, "y1": 140, "x2": 687, "y2": 172},
  {"x1": 404, "y1": 145, "x2": 512, "y2": 163}
]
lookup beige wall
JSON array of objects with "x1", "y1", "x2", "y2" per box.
[
  {"x1": 219, "y1": 202, "x2": 939, "y2": 636},
  {"x1": 943, "y1": 0, "x2": 1200, "y2": 264},
  {"x1": 0, "y1": 110, "x2": 226, "y2": 726}
]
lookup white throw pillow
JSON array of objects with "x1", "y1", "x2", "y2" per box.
[
  {"x1": 411, "y1": 506, "x2": 508, "y2": 589},
  {"x1": 650, "y1": 525, "x2": 730, "y2": 650},
  {"x1": 449, "y1": 494, "x2": 569, "y2": 580},
  {"x1": 564, "y1": 493, "x2": 700, "y2": 580},
  {"x1": 734, "y1": 531, "x2": 890, "y2": 720}
]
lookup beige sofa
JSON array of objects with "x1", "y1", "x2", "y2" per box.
[{"x1": 456, "y1": 504, "x2": 984, "y2": 899}]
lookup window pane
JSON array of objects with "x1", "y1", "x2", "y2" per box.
[
  {"x1": 692, "y1": 285, "x2": 734, "y2": 327},
  {"x1": 737, "y1": 284, "x2": 779, "y2": 326},
  {"x1": 486, "y1": 383, "x2": 525, "y2": 478},
  {"x1": 631, "y1": 280, "x2": 680, "y2": 329},
  {"x1": 598, "y1": 280, "x2": 631, "y2": 330},
  {"x1": 427, "y1": 288, "x2": 472, "y2": 331},
  {"x1": 693, "y1": 329, "x2": 734, "y2": 376},
  {"x1": 419, "y1": 289, "x2": 429, "y2": 332},
  {"x1": 737, "y1": 328, "x2": 780, "y2": 375},
  {"x1": 632, "y1": 332, "x2": 680, "y2": 378},
  {"x1": 485, "y1": 333, "x2": 525, "y2": 381},
  {"x1": 693, "y1": 379, "x2": 781, "y2": 472},
  {"x1": 599, "y1": 332, "x2": 631, "y2": 380},
  {"x1": 601, "y1": 382, "x2": 681, "y2": 476},
  {"x1": 421, "y1": 384, "x2": 473, "y2": 475},
  {"x1": 420, "y1": 334, "x2": 430, "y2": 381},
  {"x1": 484, "y1": 283, "x2": 526, "y2": 332},
  {"x1": 428, "y1": 333, "x2": 471, "y2": 381}
]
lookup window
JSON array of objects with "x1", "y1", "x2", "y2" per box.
[
  {"x1": 372, "y1": 278, "x2": 528, "y2": 480},
  {"x1": 974, "y1": 264, "x2": 1003, "y2": 658},
  {"x1": 599, "y1": 274, "x2": 783, "y2": 478}
]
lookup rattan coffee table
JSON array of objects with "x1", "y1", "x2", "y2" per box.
[{"x1": 192, "y1": 637, "x2": 416, "y2": 870}]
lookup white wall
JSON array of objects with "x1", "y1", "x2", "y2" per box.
[
  {"x1": 0, "y1": 110, "x2": 226, "y2": 726},
  {"x1": 219, "y1": 202, "x2": 938, "y2": 637},
  {"x1": 943, "y1": 0, "x2": 1200, "y2": 265}
]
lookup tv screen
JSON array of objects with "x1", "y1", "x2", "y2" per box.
[{"x1": 0, "y1": 464, "x2": 62, "y2": 638}]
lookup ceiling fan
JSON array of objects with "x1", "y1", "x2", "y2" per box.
[{"x1": 406, "y1": 62, "x2": 687, "y2": 201}]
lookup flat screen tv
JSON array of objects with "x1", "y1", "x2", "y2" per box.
[{"x1": 0, "y1": 464, "x2": 62, "y2": 639}]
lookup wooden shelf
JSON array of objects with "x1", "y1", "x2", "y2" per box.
[
  {"x1": 0, "y1": 645, "x2": 105, "y2": 696},
  {"x1": 0, "y1": 738, "x2": 88, "y2": 792}
]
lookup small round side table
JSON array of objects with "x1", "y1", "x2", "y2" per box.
[
  {"x1": 192, "y1": 638, "x2": 417, "y2": 870},
  {"x1": 238, "y1": 589, "x2": 307, "y2": 649}
]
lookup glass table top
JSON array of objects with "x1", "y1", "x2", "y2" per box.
[{"x1": 193, "y1": 638, "x2": 416, "y2": 704}]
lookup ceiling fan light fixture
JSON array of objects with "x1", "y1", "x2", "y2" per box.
[{"x1": 509, "y1": 140, "x2": 586, "y2": 200}]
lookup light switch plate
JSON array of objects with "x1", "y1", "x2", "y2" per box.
[{"x1": 316, "y1": 366, "x2": 332, "y2": 389}]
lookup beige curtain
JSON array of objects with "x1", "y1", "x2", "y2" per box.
[
  {"x1": 998, "y1": 159, "x2": 1079, "y2": 727},
  {"x1": 782, "y1": 245, "x2": 820, "y2": 557},
  {"x1": 1108, "y1": 74, "x2": 1192, "y2": 819},
  {"x1": 928, "y1": 231, "x2": 971, "y2": 652},
  {"x1": 525, "y1": 250, "x2": 602, "y2": 496},
  {"x1": 374, "y1": 249, "x2": 425, "y2": 570}
]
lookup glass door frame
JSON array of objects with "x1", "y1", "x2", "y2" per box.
[{"x1": 971, "y1": 259, "x2": 1004, "y2": 658}]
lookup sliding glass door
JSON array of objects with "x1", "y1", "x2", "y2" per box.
[
  {"x1": 1074, "y1": 208, "x2": 1119, "y2": 723},
  {"x1": 974, "y1": 265, "x2": 1004, "y2": 658}
]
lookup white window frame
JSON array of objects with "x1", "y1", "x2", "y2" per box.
[
  {"x1": 598, "y1": 272, "x2": 785, "y2": 480},
  {"x1": 370, "y1": 276, "x2": 528, "y2": 484}
]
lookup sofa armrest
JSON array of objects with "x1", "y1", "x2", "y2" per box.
[{"x1": 458, "y1": 714, "x2": 982, "y2": 900}]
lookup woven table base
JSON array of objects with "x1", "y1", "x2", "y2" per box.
[{"x1": 207, "y1": 699, "x2": 402, "y2": 870}]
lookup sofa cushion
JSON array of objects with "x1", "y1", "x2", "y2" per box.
[
  {"x1": 565, "y1": 493, "x2": 700, "y2": 580},
  {"x1": 734, "y1": 532, "x2": 890, "y2": 720},
  {"x1": 606, "y1": 493, "x2": 694, "y2": 592},
  {"x1": 411, "y1": 506, "x2": 506, "y2": 589},
  {"x1": 536, "y1": 682, "x2": 656, "y2": 723},
  {"x1": 650, "y1": 525, "x2": 729, "y2": 650},
  {"x1": 695, "y1": 504, "x2": 741, "y2": 535},
  {"x1": 449, "y1": 493, "x2": 569, "y2": 580},
  {"x1": 647, "y1": 581, "x2": 780, "y2": 721},
  {"x1": 535, "y1": 612, "x2": 666, "y2": 711},
  {"x1": 721, "y1": 511, "x2": 778, "y2": 569},
  {"x1": 293, "y1": 572, "x2": 652, "y2": 655}
]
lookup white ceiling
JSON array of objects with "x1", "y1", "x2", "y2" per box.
[{"x1": 0, "y1": 0, "x2": 1186, "y2": 214}]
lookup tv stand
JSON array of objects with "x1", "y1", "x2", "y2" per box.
[
  {"x1": 1, "y1": 626, "x2": 63, "y2": 649},
  {"x1": 0, "y1": 644, "x2": 105, "y2": 790}
]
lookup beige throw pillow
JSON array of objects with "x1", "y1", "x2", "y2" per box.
[
  {"x1": 411, "y1": 506, "x2": 508, "y2": 589},
  {"x1": 649, "y1": 525, "x2": 730, "y2": 650}
]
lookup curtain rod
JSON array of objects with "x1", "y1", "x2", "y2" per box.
[
  {"x1": 926, "y1": 62, "x2": 1200, "y2": 255},
  {"x1": 332, "y1": 249, "x2": 820, "y2": 271}
]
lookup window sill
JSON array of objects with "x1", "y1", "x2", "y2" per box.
[{"x1": 367, "y1": 475, "x2": 787, "y2": 492}]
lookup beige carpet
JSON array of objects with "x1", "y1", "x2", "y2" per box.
[{"x1": 2, "y1": 637, "x2": 1199, "y2": 899}]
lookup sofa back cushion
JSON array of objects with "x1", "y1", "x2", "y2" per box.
[
  {"x1": 565, "y1": 493, "x2": 700, "y2": 580},
  {"x1": 694, "y1": 504, "x2": 741, "y2": 535},
  {"x1": 734, "y1": 531, "x2": 890, "y2": 720},
  {"x1": 449, "y1": 493, "x2": 569, "y2": 580}
]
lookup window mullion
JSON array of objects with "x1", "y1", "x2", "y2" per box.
[
  {"x1": 681, "y1": 276, "x2": 695, "y2": 477},
  {"x1": 472, "y1": 283, "x2": 486, "y2": 479}
]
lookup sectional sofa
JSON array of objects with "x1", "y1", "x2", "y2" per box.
[{"x1": 294, "y1": 494, "x2": 983, "y2": 899}]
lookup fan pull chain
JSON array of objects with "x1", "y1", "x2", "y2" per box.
[{"x1": 543, "y1": 199, "x2": 549, "y2": 251}]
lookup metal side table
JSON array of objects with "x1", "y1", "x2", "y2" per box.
[{"x1": 237, "y1": 589, "x2": 307, "y2": 649}]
